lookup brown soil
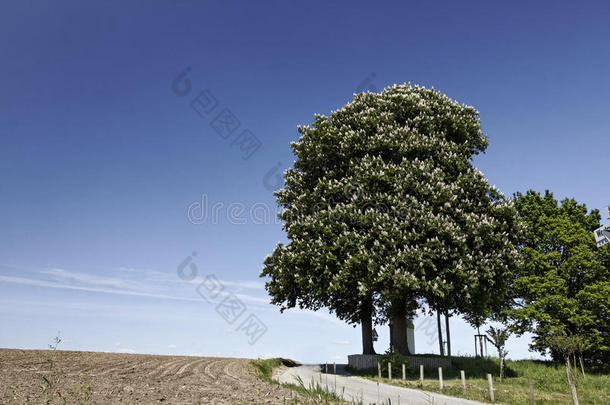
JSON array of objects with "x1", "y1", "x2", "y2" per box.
[{"x1": 0, "y1": 348, "x2": 303, "y2": 404}]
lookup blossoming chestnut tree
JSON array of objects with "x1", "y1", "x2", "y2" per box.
[{"x1": 261, "y1": 84, "x2": 521, "y2": 355}]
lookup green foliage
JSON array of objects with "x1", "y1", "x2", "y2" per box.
[
  {"x1": 548, "y1": 334, "x2": 587, "y2": 359},
  {"x1": 40, "y1": 332, "x2": 63, "y2": 404},
  {"x1": 462, "y1": 309, "x2": 490, "y2": 332},
  {"x1": 356, "y1": 356, "x2": 610, "y2": 404},
  {"x1": 451, "y1": 355, "x2": 517, "y2": 379},
  {"x1": 250, "y1": 358, "x2": 360, "y2": 404},
  {"x1": 487, "y1": 326, "x2": 511, "y2": 358},
  {"x1": 292, "y1": 375, "x2": 355, "y2": 404},
  {"x1": 261, "y1": 84, "x2": 522, "y2": 353},
  {"x1": 510, "y1": 190, "x2": 610, "y2": 363},
  {"x1": 252, "y1": 358, "x2": 285, "y2": 382},
  {"x1": 487, "y1": 326, "x2": 511, "y2": 381},
  {"x1": 379, "y1": 349, "x2": 411, "y2": 377}
]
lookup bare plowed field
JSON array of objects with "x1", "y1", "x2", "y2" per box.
[{"x1": 0, "y1": 349, "x2": 299, "y2": 404}]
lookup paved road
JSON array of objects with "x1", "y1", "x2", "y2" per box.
[{"x1": 277, "y1": 364, "x2": 486, "y2": 405}]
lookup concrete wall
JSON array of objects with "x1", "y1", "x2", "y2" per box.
[{"x1": 347, "y1": 354, "x2": 452, "y2": 370}]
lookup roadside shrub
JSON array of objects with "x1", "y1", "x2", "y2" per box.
[{"x1": 379, "y1": 349, "x2": 411, "y2": 377}]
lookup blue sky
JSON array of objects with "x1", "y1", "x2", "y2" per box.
[{"x1": 1, "y1": 0, "x2": 609, "y2": 363}]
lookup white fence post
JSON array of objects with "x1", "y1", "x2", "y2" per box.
[
  {"x1": 438, "y1": 367, "x2": 443, "y2": 390},
  {"x1": 487, "y1": 373, "x2": 495, "y2": 402},
  {"x1": 460, "y1": 370, "x2": 466, "y2": 394}
]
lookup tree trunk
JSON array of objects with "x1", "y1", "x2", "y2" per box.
[
  {"x1": 579, "y1": 354, "x2": 585, "y2": 378},
  {"x1": 445, "y1": 313, "x2": 451, "y2": 357},
  {"x1": 360, "y1": 298, "x2": 376, "y2": 355},
  {"x1": 477, "y1": 326, "x2": 484, "y2": 358},
  {"x1": 389, "y1": 300, "x2": 411, "y2": 355},
  {"x1": 565, "y1": 356, "x2": 579, "y2": 405},
  {"x1": 437, "y1": 311, "x2": 445, "y2": 356},
  {"x1": 573, "y1": 354, "x2": 578, "y2": 379},
  {"x1": 499, "y1": 355, "x2": 504, "y2": 382}
]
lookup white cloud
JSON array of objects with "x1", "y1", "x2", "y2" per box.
[
  {"x1": 167, "y1": 344, "x2": 177, "y2": 349},
  {"x1": 40, "y1": 268, "x2": 132, "y2": 290},
  {"x1": 0, "y1": 266, "x2": 271, "y2": 308},
  {"x1": 0, "y1": 268, "x2": 357, "y2": 330},
  {"x1": 285, "y1": 308, "x2": 344, "y2": 326},
  {"x1": 111, "y1": 267, "x2": 266, "y2": 291},
  {"x1": 0, "y1": 273, "x2": 270, "y2": 307},
  {"x1": 333, "y1": 340, "x2": 349, "y2": 345},
  {"x1": 219, "y1": 280, "x2": 265, "y2": 290},
  {"x1": 0, "y1": 275, "x2": 203, "y2": 302}
]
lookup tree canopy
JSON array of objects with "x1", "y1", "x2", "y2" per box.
[
  {"x1": 261, "y1": 84, "x2": 521, "y2": 355},
  {"x1": 510, "y1": 190, "x2": 610, "y2": 364}
]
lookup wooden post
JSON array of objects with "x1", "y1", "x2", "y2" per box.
[
  {"x1": 388, "y1": 362, "x2": 392, "y2": 380},
  {"x1": 378, "y1": 361, "x2": 381, "y2": 379},
  {"x1": 325, "y1": 362, "x2": 328, "y2": 373},
  {"x1": 487, "y1": 373, "x2": 494, "y2": 402},
  {"x1": 402, "y1": 363, "x2": 406, "y2": 381},
  {"x1": 438, "y1": 367, "x2": 443, "y2": 390},
  {"x1": 333, "y1": 362, "x2": 336, "y2": 374},
  {"x1": 478, "y1": 327, "x2": 484, "y2": 357},
  {"x1": 445, "y1": 313, "x2": 451, "y2": 357},
  {"x1": 484, "y1": 338, "x2": 489, "y2": 358},
  {"x1": 420, "y1": 364, "x2": 424, "y2": 386},
  {"x1": 437, "y1": 311, "x2": 444, "y2": 356},
  {"x1": 474, "y1": 335, "x2": 477, "y2": 357},
  {"x1": 460, "y1": 370, "x2": 466, "y2": 394},
  {"x1": 528, "y1": 378, "x2": 534, "y2": 405},
  {"x1": 565, "y1": 357, "x2": 579, "y2": 405}
]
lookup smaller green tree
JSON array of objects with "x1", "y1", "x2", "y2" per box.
[
  {"x1": 548, "y1": 333, "x2": 586, "y2": 405},
  {"x1": 510, "y1": 190, "x2": 609, "y2": 363},
  {"x1": 463, "y1": 306, "x2": 490, "y2": 356},
  {"x1": 463, "y1": 310, "x2": 488, "y2": 336},
  {"x1": 486, "y1": 326, "x2": 511, "y2": 381}
]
